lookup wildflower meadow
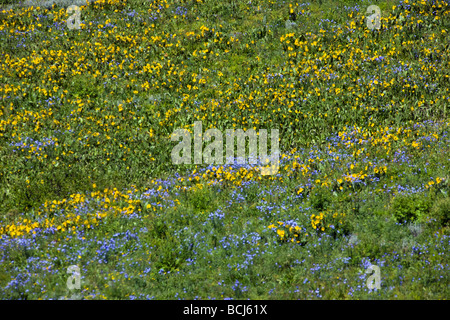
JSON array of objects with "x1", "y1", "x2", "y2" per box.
[{"x1": 0, "y1": 0, "x2": 449, "y2": 300}]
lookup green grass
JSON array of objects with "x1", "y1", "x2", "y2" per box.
[{"x1": 0, "y1": 0, "x2": 449, "y2": 299}]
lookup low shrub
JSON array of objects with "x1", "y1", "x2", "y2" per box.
[{"x1": 390, "y1": 193, "x2": 433, "y2": 223}]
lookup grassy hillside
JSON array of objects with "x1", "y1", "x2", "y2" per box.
[{"x1": 0, "y1": 0, "x2": 449, "y2": 299}]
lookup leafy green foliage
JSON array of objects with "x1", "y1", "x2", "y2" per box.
[
  {"x1": 390, "y1": 193, "x2": 433, "y2": 223},
  {"x1": 430, "y1": 197, "x2": 450, "y2": 227}
]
